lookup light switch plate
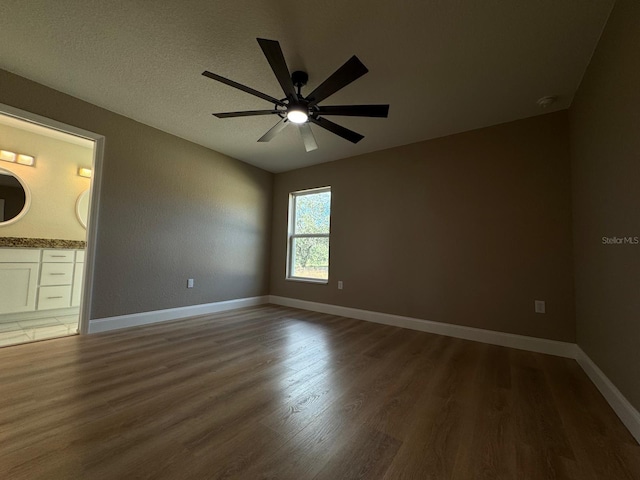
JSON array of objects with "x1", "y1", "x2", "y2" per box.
[
  {"x1": 187, "y1": 278, "x2": 194, "y2": 288},
  {"x1": 534, "y1": 300, "x2": 545, "y2": 314}
]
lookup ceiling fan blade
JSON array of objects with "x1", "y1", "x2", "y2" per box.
[
  {"x1": 309, "y1": 116, "x2": 364, "y2": 144},
  {"x1": 213, "y1": 110, "x2": 281, "y2": 118},
  {"x1": 305, "y1": 56, "x2": 369, "y2": 106},
  {"x1": 258, "y1": 118, "x2": 289, "y2": 142},
  {"x1": 202, "y1": 70, "x2": 286, "y2": 107},
  {"x1": 315, "y1": 104, "x2": 389, "y2": 118},
  {"x1": 257, "y1": 38, "x2": 298, "y2": 102},
  {"x1": 298, "y1": 123, "x2": 318, "y2": 152}
]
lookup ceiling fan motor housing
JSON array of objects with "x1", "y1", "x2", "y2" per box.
[{"x1": 291, "y1": 70, "x2": 308, "y2": 88}]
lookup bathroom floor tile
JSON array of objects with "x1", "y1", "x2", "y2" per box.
[
  {"x1": 0, "y1": 322, "x2": 22, "y2": 333},
  {"x1": 0, "y1": 334, "x2": 32, "y2": 347},
  {"x1": 56, "y1": 315, "x2": 80, "y2": 325},
  {"x1": 0, "y1": 330, "x2": 27, "y2": 340},
  {"x1": 18, "y1": 318, "x2": 62, "y2": 329},
  {"x1": 0, "y1": 313, "x2": 78, "y2": 347},
  {"x1": 29, "y1": 324, "x2": 70, "y2": 340},
  {"x1": 64, "y1": 324, "x2": 79, "y2": 335}
]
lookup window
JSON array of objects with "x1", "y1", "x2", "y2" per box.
[{"x1": 287, "y1": 187, "x2": 331, "y2": 283}]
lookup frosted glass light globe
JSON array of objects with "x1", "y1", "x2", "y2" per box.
[{"x1": 287, "y1": 108, "x2": 308, "y2": 124}]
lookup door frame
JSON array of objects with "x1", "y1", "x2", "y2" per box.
[{"x1": 0, "y1": 102, "x2": 105, "y2": 335}]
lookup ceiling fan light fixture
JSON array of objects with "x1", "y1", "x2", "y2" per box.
[{"x1": 286, "y1": 107, "x2": 308, "y2": 124}]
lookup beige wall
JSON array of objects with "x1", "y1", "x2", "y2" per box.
[
  {"x1": 0, "y1": 69, "x2": 273, "y2": 320},
  {"x1": 0, "y1": 122, "x2": 92, "y2": 240},
  {"x1": 570, "y1": 0, "x2": 640, "y2": 410},
  {"x1": 271, "y1": 111, "x2": 575, "y2": 341}
]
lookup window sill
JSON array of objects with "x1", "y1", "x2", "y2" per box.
[{"x1": 285, "y1": 277, "x2": 329, "y2": 285}]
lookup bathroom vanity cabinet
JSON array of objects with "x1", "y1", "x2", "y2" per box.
[{"x1": 0, "y1": 248, "x2": 85, "y2": 315}]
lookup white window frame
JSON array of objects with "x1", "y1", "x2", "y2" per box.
[{"x1": 286, "y1": 186, "x2": 331, "y2": 284}]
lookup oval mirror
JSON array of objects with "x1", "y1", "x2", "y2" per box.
[
  {"x1": 76, "y1": 189, "x2": 90, "y2": 229},
  {"x1": 0, "y1": 168, "x2": 31, "y2": 226}
]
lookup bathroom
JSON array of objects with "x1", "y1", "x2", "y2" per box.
[{"x1": 0, "y1": 113, "x2": 94, "y2": 347}]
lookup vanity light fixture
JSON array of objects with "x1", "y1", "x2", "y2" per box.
[
  {"x1": 0, "y1": 150, "x2": 17, "y2": 163},
  {"x1": 0, "y1": 149, "x2": 35, "y2": 166},
  {"x1": 16, "y1": 154, "x2": 35, "y2": 166},
  {"x1": 78, "y1": 167, "x2": 92, "y2": 178}
]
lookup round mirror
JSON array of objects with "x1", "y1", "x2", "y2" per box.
[
  {"x1": 76, "y1": 189, "x2": 90, "y2": 229},
  {"x1": 0, "y1": 168, "x2": 31, "y2": 226}
]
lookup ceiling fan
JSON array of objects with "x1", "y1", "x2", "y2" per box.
[{"x1": 202, "y1": 38, "x2": 389, "y2": 152}]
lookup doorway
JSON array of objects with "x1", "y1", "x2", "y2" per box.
[{"x1": 0, "y1": 105, "x2": 103, "y2": 346}]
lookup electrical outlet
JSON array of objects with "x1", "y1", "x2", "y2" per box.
[
  {"x1": 534, "y1": 300, "x2": 545, "y2": 314},
  {"x1": 187, "y1": 278, "x2": 194, "y2": 288},
  {"x1": 338, "y1": 280, "x2": 343, "y2": 290}
]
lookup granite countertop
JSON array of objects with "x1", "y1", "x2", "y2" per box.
[{"x1": 0, "y1": 237, "x2": 86, "y2": 249}]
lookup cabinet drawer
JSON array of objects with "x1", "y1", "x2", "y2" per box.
[
  {"x1": 40, "y1": 262, "x2": 74, "y2": 286},
  {"x1": 0, "y1": 248, "x2": 41, "y2": 263},
  {"x1": 42, "y1": 249, "x2": 75, "y2": 263},
  {"x1": 37, "y1": 285, "x2": 72, "y2": 310}
]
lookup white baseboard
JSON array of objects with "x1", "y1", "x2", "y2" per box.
[
  {"x1": 88, "y1": 296, "x2": 269, "y2": 334},
  {"x1": 575, "y1": 347, "x2": 640, "y2": 444},
  {"x1": 269, "y1": 295, "x2": 577, "y2": 358}
]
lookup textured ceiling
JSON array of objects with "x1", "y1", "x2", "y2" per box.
[{"x1": 0, "y1": 0, "x2": 613, "y2": 172}]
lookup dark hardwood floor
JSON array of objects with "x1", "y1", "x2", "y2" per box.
[{"x1": 0, "y1": 305, "x2": 638, "y2": 479}]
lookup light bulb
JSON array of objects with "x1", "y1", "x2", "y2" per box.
[
  {"x1": 17, "y1": 154, "x2": 35, "y2": 166},
  {"x1": 287, "y1": 107, "x2": 308, "y2": 124},
  {"x1": 78, "y1": 167, "x2": 92, "y2": 178},
  {"x1": 0, "y1": 150, "x2": 16, "y2": 162}
]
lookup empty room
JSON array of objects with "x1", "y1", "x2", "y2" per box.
[{"x1": 0, "y1": 0, "x2": 638, "y2": 478}]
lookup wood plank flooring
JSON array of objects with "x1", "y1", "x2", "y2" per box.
[{"x1": 0, "y1": 305, "x2": 638, "y2": 479}]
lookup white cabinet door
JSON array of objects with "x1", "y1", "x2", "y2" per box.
[{"x1": 0, "y1": 263, "x2": 40, "y2": 314}]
